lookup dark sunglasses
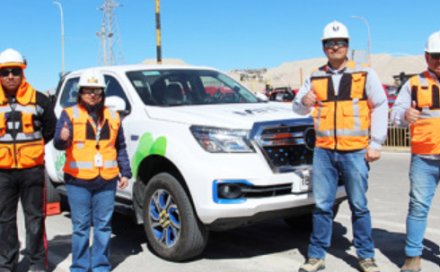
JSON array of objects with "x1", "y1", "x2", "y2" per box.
[
  {"x1": 430, "y1": 53, "x2": 440, "y2": 60},
  {"x1": 0, "y1": 68, "x2": 22, "y2": 77},
  {"x1": 323, "y1": 40, "x2": 349, "y2": 49},
  {"x1": 80, "y1": 88, "x2": 103, "y2": 95}
]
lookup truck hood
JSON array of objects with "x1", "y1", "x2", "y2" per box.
[{"x1": 145, "y1": 102, "x2": 308, "y2": 129}]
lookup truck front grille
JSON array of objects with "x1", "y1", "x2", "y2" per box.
[{"x1": 250, "y1": 118, "x2": 315, "y2": 173}]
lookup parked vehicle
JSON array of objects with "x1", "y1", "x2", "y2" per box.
[
  {"x1": 45, "y1": 64, "x2": 346, "y2": 261},
  {"x1": 384, "y1": 84, "x2": 398, "y2": 109},
  {"x1": 267, "y1": 87, "x2": 296, "y2": 102}
]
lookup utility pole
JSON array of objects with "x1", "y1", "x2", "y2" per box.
[
  {"x1": 98, "y1": 23, "x2": 107, "y2": 65},
  {"x1": 351, "y1": 15, "x2": 371, "y2": 66},
  {"x1": 155, "y1": 0, "x2": 162, "y2": 64},
  {"x1": 53, "y1": 1, "x2": 65, "y2": 76},
  {"x1": 97, "y1": 0, "x2": 124, "y2": 65}
]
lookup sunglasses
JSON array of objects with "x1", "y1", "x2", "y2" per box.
[
  {"x1": 0, "y1": 68, "x2": 22, "y2": 77},
  {"x1": 323, "y1": 40, "x2": 349, "y2": 49},
  {"x1": 80, "y1": 88, "x2": 103, "y2": 95},
  {"x1": 430, "y1": 53, "x2": 440, "y2": 60}
]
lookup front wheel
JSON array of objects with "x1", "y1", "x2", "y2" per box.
[{"x1": 142, "y1": 173, "x2": 208, "y2": 261}]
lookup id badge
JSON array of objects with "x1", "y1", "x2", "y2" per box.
[{"x1": 94, "y1": 153, "x2": 103, "y2": 167}]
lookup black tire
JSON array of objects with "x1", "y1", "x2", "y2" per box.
[
  {"x1": 45, "y1": 171, "x2": 60, "y2": 203},
  {"x1": 284, "y1": 203, "x2": 341, "y2": 231},
  {"x1": 142, "y1": 173, "x2": 208, "y2": 261}
]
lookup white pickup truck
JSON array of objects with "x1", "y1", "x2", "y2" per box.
[{"x1": 45, "y1": 64, "x2": 346, "y2": 261}]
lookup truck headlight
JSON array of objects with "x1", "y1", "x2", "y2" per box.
[{"x1": 190, "y1": 125, "x2": 254, "y2": 153}]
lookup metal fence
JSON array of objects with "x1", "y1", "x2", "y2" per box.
[{"x1": 383, "y1": 124, "x2": 410, "y2": 151}]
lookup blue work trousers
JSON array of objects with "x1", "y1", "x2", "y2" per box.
[
  {"x1": 405, "y1": 155, "x2": 439, "y2": 257},
  {"x1": 66, "y1": 179, "x2": 117, "y2": 272},
  {"x1": 307, "y1": 147, "x2": 375, "y2": 260}
]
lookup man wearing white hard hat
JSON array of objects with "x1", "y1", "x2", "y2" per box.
[
  {"x1": 391, "y1": 31, "x2": 440, "y2": 272},
  {"x1": 293, "y1": 21, "x2": 388, "y2": 272},
  {"x1": 0, "y1": 48, "x2": 56, "y2": 272}
]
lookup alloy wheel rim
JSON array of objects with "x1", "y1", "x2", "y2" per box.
[{"x1": 148, "y1": 189, "x2": 181, "y2": 248}]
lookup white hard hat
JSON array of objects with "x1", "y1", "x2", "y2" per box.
[
  {"x1": 425, "y1": 31, "x2": 440, "y2": 53},
  {"x1": 78, "y1": 70, "x2": 106, "y2": 89},
  {"x1": 0, "y1": 48, "x2": 27, "y2": 69},
  {"x1": 322, "y1": 20, "x2": 350, "y2": 41}
]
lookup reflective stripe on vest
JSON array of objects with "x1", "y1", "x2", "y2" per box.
[
  {"x1": 0, "y1": 86, "x2": 44, "y2": 169},
  {"x1": 409, "y1": 71, "x2": 440, "y2": 154},
  {"x1": 64, "y1": 105, "x2": 121, "y2": 180},
  {"x1": 0, "y1": 131, "x2": 42, "y2": 141},
  {"x1": 310, "y1": 61, "x2": 370, "y2": 151},
  {"x1": 69, "y1": 160, "x2": 118, "y2": 169}
]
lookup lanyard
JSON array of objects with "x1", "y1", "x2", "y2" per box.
[{"x1": 88, "y1": 117, "x2": 102, "y2": 150}]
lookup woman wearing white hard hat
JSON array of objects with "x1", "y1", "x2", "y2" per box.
[{"x1": 54, "y1": 69, "x2": 131, "y2": 272}]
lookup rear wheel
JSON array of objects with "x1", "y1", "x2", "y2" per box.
[{"x1": 142, "y1": 173, "x2": 208, "y2": 261}]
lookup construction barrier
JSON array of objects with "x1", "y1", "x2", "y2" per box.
[
  {"x1": 46, "y1": 202, "x2": 61, "y2": 216},
  {"x1": 383, "y1": 124, "x2": 410, "y2": 151}
]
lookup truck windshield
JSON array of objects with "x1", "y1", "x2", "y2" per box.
[{"x1": 126, "y1": 69, "x2": 260, "y2": 106}]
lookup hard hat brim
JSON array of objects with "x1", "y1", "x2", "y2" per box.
[{"x1": 0, "y1": 62, "x2": 26, "y2": 69}]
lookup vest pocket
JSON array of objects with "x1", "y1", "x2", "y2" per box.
[
  {"x1": 0, "y1": 146, "x2": 13, "y2": 168},
  {"x1": 342, "y1": 102, "x2": 369, "y2": 117},
  {"x1": 109, "y1": 121, "x2": 120, "y2": 141},
  {"x1": 312, "y1": 106, "x2": 332, "y2": 131},
  {"x1": 17, "y1": 143, "x2": 44, "y2": 167},
  {"x1": 0, "y1": 113, "x2": 6, "y2": 137},
  {"x1": 311, "y1": 78, "x2": 329, "y2": 101},
  {"x1": 416, "y1": 88, "x2": 433, "y2": 108},
  {"x1": 73, "y1": 120, "x2": 86, "y2": 142},
  {"x1": 341, "y1": 103, "x2": 369, "y2": 130},
  {"x1": 21, "y1": 112, "x2": 35, "y2": 134},
  {"x1": 411, "y1": 119, "x2": 433, "y2": 146},
  {"x1": 312, "y1": 106, "x2": 329, "y2": 118},
  {"x1": 351, "y1": 73, "x2": 366, "y2": 99}
]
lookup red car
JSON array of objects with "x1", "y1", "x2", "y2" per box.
[
  {"x1": 267, "y1": 87, "x2": 296, "y2": 102},
  {"x1": 383, "y1": 84, "x2": 398, "y2": 108}
]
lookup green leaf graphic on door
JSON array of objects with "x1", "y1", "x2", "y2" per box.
[
  {"x1": 55, "y1": 153, "x2": 66, "y2": 172},
  {"x1": 131, "y1": 132, "x2": 167, "y2": 177}
]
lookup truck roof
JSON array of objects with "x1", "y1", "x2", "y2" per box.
[{"x1": 67, "y1": 63, "x2": 221, "y2": 76}]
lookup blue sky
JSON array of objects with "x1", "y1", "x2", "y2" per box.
[{"x1": 1, "y1": 0, "x2": 438, "y2": 91}]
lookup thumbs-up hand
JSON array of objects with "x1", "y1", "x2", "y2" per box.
[
  {"x1": 60, "y1": 121, "x2": 70, "y2": 141},
  {"x1": 405, "y1": 101, "x2": 421, "y2": 124},
  {"x1": 302, "y1": 89, "x2": 317, "y2": 107}
]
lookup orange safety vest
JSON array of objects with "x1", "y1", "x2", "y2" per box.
[
  {"x1": 409, "y1": 71, "x2": 440, "y2": 154},
  {"x1": 310, "y1": 61, "x2": 371, "y2": 151},
  {"x1": 0, "y1": 82, "x2": 45, "y2": 169},
  {"x1": 64, "y1": 105, "x2": 121, "y2": 180}
]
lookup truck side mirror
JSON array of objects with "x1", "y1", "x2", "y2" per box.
[{"x1": 105, "y1": 96, "x2": 128, "y2": 115}]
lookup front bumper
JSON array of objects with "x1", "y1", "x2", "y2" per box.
[
  {"x1": 195, "y1": 173, "x2": 346, "y2": 226},
  {"x1": 207, "y1": 202, "x2": 317, "y2": 231}
]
